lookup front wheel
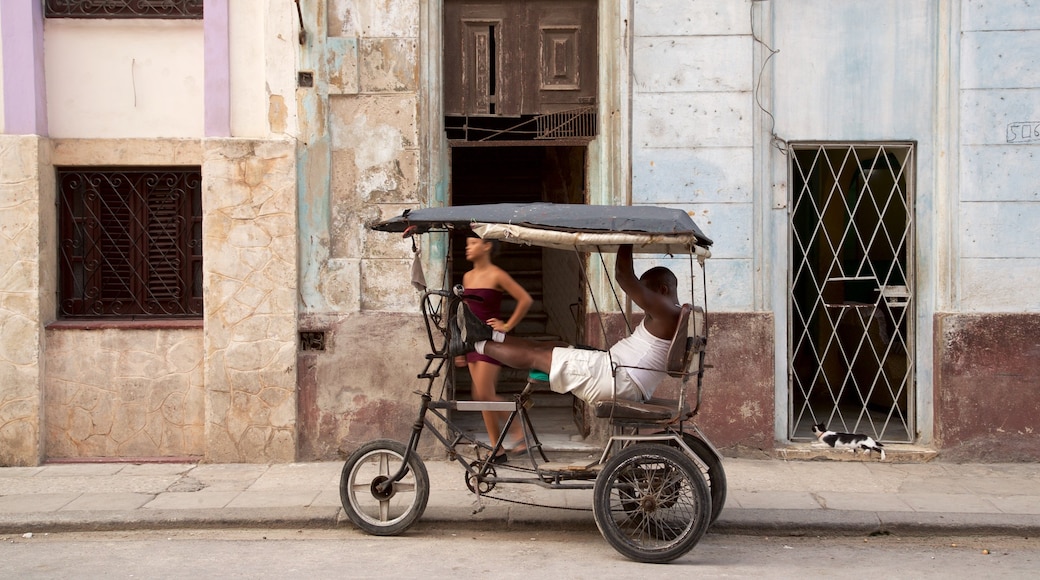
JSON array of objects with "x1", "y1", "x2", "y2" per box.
[
  {"x1": 593, "y1": 443, "x2": 711, "y2": 563},
  {"x1": 340, "y1": 439, "x2": 429, "y2": 536}
]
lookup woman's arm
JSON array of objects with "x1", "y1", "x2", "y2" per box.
[{"x1": 491, "y1": 269, "x2": 532, "y2": 333}]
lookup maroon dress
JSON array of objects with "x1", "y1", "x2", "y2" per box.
[{"x1": 464, "y1": 288, "x2": 503, "y2": 366}]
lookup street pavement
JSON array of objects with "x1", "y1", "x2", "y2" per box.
[{"x1": 2, "y1": 454, "x2": 1039, "y2": 537}]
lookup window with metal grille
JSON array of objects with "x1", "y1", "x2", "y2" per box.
[
  {"x1": 57, "y1": 168, "x2": 203, "y2": 319},
  {"x1": 44, "y1": 0, "x2": 203, "y2": 19}
]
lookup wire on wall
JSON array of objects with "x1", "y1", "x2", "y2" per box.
[{"x1": 751, "y1": 0, "x2": 788, "y2": 155}]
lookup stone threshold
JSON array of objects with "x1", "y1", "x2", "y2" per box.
[{"x1": 775, "y1": 443, "x2": 939, "y2": 463}]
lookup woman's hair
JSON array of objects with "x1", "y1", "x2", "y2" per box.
[{"x1": 466, "y1": 230, "x2": 500, "y2": 257}]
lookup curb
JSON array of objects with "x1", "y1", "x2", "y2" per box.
[{"x1": 5, "y1": 507, "x2": 1039, "y2": 538}]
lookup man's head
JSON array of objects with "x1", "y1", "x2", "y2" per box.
[{"x1": 640, "y1": 266, "x2": 678, "y2": 298}]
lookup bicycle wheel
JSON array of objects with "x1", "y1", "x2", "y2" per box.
[
  {"x1": 668, "y1": 432, "x2": 727, "y2": 526},
  {"x1": 593, "y1": 443, "x2": 711, "y2": 563},
  {"x1": 340, "y1": 439, "x2": 429, "y2": 536}
]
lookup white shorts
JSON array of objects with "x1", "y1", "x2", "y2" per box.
[{"x1": 548, "y1": 347, "x2": 645, "y2": 404}]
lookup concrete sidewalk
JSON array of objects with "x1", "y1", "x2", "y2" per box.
[{"x1": 2, "y1": 456, "x2": 1039, "y2": 537}]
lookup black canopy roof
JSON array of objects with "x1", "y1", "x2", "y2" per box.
[{"x1": 371, "y1": 203, "x2": 713, "y2": 248}]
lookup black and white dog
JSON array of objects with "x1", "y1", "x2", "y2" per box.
[{"x1": 811, "y1": 423, "x2": 886, "y2": 460}]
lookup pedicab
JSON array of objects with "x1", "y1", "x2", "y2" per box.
[{"x1": 340, "y1": 203, "x2": 725, "y2": 563}]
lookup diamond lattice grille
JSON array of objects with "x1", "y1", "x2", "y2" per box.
[{"x1": 789, "y1": 144, "x2": 915, "y2": 443}]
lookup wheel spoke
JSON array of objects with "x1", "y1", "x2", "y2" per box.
[
  {"x1": 340, "y1": 440, "x2": 430, "y2": 536},
  {"x1": 593, "y1": 444, "x2": 711, "y2": 563}
]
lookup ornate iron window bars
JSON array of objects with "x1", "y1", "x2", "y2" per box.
[
  {"x1": 44, "y1": 0, "x2": 203, "y2": 19},
  {"x1": 57, "y1": 168, "x2": 203, "y2": 319}
]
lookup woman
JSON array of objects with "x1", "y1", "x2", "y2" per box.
[{"x1": 460, "y1": 234, "x2": 532, "y2": 462}]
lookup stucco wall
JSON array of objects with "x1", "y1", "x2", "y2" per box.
[
  {"x1": 44, "y1": 326, "x2": 205, "y2": 458},
  {"x1": 0, "y1": 135, "x2": 50, "y2": 466},
  {"x1": 202, "y1": 138, "x2": 299, "y2": 463},
  {"x1": 29, "y1": 136, "x2": 299, "y2": 464}
]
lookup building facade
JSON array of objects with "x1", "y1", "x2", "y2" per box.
[{"x1": 1, "y1": 0, "x2": 1037, "y2": 466}]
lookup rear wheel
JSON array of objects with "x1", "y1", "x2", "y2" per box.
[
  {"x1": 593, "y1": 443, "x2": 711, "y2": 563},
  {"x1": 671, "y1": 432, "x2": 727, "y2": 525},
  {"x1": 340, "y1": 439, "x2": 429, "y2": 536}
]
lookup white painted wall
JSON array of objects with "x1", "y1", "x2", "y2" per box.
[
  {"x1": 957, "y1": 0, "x2": 1040, "y2": 311},
  {"x1": 0, "y1": 7, "x2": 5, "y2": 135},
  {"x1": 43, "y1": 19, "x2": 203, "y2": 138},
  {"x1": 228, "y1": 0, "x2": 297, "y2": 138},
  {"x1": 228, "y1": 0, "x2": 266, "y2": 137},
  {"x1": 630, "y1": 0, "x2": 755, "y2": 311}
]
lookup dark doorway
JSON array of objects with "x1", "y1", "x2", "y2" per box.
[
  {"x1": 788, "y1": 143, "x2": 916, "y2": 443},
  {"x1": 443, "y1": 0, "x2": 597, "y2": 447},
  {"x1": 449, "y1": 145, "x2": 587, "y2": 400}
]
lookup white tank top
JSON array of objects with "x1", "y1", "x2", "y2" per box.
[{"x1": 609, "y1": 319, "x2": 671, "y2": 399}]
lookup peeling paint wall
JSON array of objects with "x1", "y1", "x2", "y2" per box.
[{"x1": 295, "y1": 0, "x2": 427, "y2": 458}]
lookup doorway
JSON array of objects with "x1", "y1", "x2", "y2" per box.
[
  {"x1": 449, "y1": 145, "x2": 587, "y2": 395},
  {"x1": 443, "y1": 0, "x2": 598, "y2": 446},
  {"x1": 788, "y1": 143, "x2": 916, "y2": 443}
]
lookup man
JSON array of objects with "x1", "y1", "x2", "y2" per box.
[{"x1": 450, "y1": 244, "x2": 682, "y2": 405}]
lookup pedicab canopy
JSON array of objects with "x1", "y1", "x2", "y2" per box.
[{"x1": 371, "y1": 203, "x2": 712, "y2": 257}]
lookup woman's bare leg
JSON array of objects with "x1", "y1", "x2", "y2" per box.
[{"x1": 468, "y1": 360, "x2": 522, "y2": 451}]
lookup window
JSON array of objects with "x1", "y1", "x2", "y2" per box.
[
  {"x1": 44, "y1": 0, "x2": 203, "y2": 19},
  {"x1": 57, "y1": 167, "x2": 203, "y2": 319}
]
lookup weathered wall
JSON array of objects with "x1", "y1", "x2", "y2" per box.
[
  {"x1": 297, "y1": 312, "x2": 433, "y2": 461},
  {"x1": 632, "y1": 0, "x2": 754, "y2": 312},
  {"x1": 935, "y1": 313, "x2": 1040, "y2": 461},
  {"x1": 295, "y1": 0, "x2": 424, "y2": 453},
  {"x1": 696, "y1": 312, "x2": 775, "y2": 454},
  {"x1": 957, "y1": 2, "x2": 1040, "y2": 309},
  {"x1": 37, "y1": 139, "x2": 207, "y2": 461},
  {"x1": 44, "y1": 326, "x2": 205, "y2": 458},
  {"x1": 0, "y1": 135, "x2": 50, "y2": 466},
  {"x1": 202, "y1": 138, "x2": 298, "y2": 463}
]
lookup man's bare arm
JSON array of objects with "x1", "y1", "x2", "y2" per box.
[{"x1": 616, "y1": 245, "x2": 673, "y2": 316}]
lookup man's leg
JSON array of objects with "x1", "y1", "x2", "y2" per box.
[{"x1": 480, "y1": 336, "x2": 557, "y2": 374}]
